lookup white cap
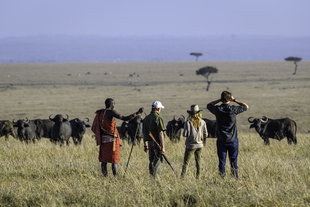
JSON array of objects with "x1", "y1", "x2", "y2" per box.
[{"x1": 152, "y1": 101, "x2": 164, "y2": 109}]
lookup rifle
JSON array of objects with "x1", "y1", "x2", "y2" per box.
[{"x1": 148, "y1": 132, "x2": 176, "y2": 175}]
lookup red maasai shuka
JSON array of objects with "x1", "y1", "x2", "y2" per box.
[
  {"x1": 91, "y1": 109, "x2": 122, "y2": 164},
  {"x1": 99, "y1": 138, "x2": 121, "y2": 163}
]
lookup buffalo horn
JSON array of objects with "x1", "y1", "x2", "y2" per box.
[
  {"x1": 49, "y1": 114, "x2": 54, "y2": 121},
  {"x1": 85, "y1": 117, "x2": 90, "y2": 122},
  {"x1": 248, "y1": 117, "x2": 255, "y2": 123},
  {"x1": 260, "y1": 116, "x2": 268, "y2": 123}
]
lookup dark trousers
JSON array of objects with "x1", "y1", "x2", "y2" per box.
[
  {"x1": 101, "y1": 162, "x2": 118, "y2": 176},
  {"x1": 148, "y1": 142, "x2": 163, "y2": 178},
  {"x1": 181, "y1": 148, "x2": 202, "y2": 179},
  {"x1": 217, "y1": 138, "x2": 239, "y2": 178}
]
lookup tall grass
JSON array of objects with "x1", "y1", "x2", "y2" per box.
[
  {"x1": 1, "y1": 133, "x2": 309, "y2": 207},
  {"x1": 1, "y1": 61, "x2": 309, "y2": 206}
]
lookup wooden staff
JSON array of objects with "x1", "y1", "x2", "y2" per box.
[{"x1": 123, "y1": 122, "x2": 141, "y2": 177}]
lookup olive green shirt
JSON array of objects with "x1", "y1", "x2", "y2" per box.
[{"x1": 143, "y1": 111, "x2": 166, "y2": 143}]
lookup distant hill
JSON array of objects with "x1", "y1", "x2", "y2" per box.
[{"x1": 0, "y1": 35, "x2": 309, "y2": 63}]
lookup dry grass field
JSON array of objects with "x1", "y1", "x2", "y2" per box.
[{"x1": 0, "y1": 61, "x2": 309, "y2": 206}]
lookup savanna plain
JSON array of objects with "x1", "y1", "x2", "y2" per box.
[{"x1": 0, "y1": 61, "x2": 309, "y2": 207}]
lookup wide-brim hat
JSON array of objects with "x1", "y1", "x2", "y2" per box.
[{"x1": 187, "y1": 104, "x2": 202, "y2": 115}]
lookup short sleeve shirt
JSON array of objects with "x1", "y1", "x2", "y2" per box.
[
  {"x1": 207, "y1": 103, "x2": 247, "y2": 143},
  {"x1": 143, "y1": 111, "x2": 166, "y2": 143}
]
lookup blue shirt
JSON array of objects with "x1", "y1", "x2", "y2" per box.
[{"x1": 207, "y1": 103, "x2": 247, "y2": 143}]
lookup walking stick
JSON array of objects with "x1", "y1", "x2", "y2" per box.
[
  {"x1": 123, "y1": 143, "x2": 134, "y2": 177},
  {"x1": 149, "y1": 132, "x2": 176, "y2": 175},
  {"x1": 123, "y1": 122, "x2": 140, "y2": 177}
]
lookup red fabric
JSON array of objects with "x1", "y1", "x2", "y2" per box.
[
  {"x1": 99, "y1": 138, "x2": 121, "y2": 163},
  {"x1": 100, "y1": 111, "x2": 118, "y2": 137},
  {"x1": 91, "y1": 109, "x2": 104, "y2": 146},
  {"x1": 91, "y1": 108, "x2": 122, "y2": 163}
]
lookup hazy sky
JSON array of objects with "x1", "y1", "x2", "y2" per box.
[{"x1": 1, "y1": 0, "x2": 309, "y2": 38}]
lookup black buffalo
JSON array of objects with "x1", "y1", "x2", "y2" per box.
[
  {"x1": 118, "y1": 121, "x2": 129, "y2": 140},
  {"x1": 49, "y1": 114, "x2": 72, "y2": 146},
  {"x1": 127, "y1": 115, "x2": 143, "y2": 145},
  {"x1": 33, "y1": 119, "x2": 54, "y2": 139},
  {"x1": 119, "y1": 115, "x2": 143, "y2": 145},
  {"x1": 0, "y1": 120, "x2": 16, "y2": 140},
  {"x1": 13, "y1": 119, "x2": 37, "y2": 143},
  {"x1": 70, "y1": 118, "x2": 90, "y2": 145},
  {"x1": 248, "y1": 116, "x2": 297, "y2": 145},
  {"x1": 166, "y1": 116, "x2": 185, "y2": 142},
  {"x1": 202, "y1": 118, "x2": 217, "y2": 138}
]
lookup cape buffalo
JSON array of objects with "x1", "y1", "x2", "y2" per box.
[
  {"x1": 202, "y1": 118, "x2": 217, "y2": 138},
  {"x1": 127, "y1": 115, "x2": 143, "y2": 145},
  {"x1": 248, "y1": 116, "x2": 297, "y2": 145},
  {"x1": 70, "y1": 118, "x2": 90, "y2": 145},
  {"x1": 166, "y1": 116, "x2": 185, "y2": 142},
  {"x1": 33, "y1": 119, "x2": 54, "y2": 139},
  {"x1": 119, "y1": 115, "x2": 143, "y2": 145},
  {"x1": 49, "y1": 114, "x2": 72, "y2": 146},
  {"x1": 118, "y1": 121, "x2": 129, "y2": 141},
  {"x1": 13, "y1": 119, "x2": 37, "y2": 143},
  {"x1": 0, "y1": 120, "x2": 16, "y2": 140}
]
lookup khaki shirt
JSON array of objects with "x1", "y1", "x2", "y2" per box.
[
  {"x1": 143, "y1": 111, "x2": 166, "y2": 143},
  {"x1": 183, "y1": 119, "x2": 208, "y2": 149}
]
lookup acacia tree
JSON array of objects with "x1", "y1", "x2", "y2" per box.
[
  {"x1": 196, "y1": 66, "x2": 218, "y2": 91},
  {"x1": 285, "y1": 56, "x2": 302, "y2": 75},
  {"x1": 190, "y1": 52, "x2": 203, "y2": 61}
]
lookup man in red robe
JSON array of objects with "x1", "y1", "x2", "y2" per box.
[{"x1": 92, "y1": 98, "x2": 143, "y2": 176}]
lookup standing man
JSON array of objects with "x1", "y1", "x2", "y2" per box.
[
  {"x1": 143, "y1": 101, "x2": 166, "y2": 178},
  {"x1": 91, "y1": 98, "x2": 143, "y2": 176},
  {"x1": 181, "y1": 104, "x2": 208, "y2": 179},
  {"x1": 207, "y1": 91, "x2": 248, "y2": 179}
]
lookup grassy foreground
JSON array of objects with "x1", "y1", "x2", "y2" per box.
[{"x1": 1, "y1": 133, "x2": 309, "y2": 207}]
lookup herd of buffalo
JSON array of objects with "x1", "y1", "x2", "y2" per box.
[
  {"x1": 0, "y1": 114, "x2": 90, "y2": 145},
  {"x1": 166, "y1": 116, "x2": 297, "y2": 145},
  {"x1": 0, "y1": 113, "x2": 297, "y2": 146}
]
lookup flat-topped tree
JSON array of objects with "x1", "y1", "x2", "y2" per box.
[
  {"x1": 285, "y1": 56, "x2": 302, "y2": 75},
  {"x1": 196, "y1": 66, "x2": 218, "y2": 91},
  {"x1": 190, "y1": 52, "x2": 203, "y2": 61}
]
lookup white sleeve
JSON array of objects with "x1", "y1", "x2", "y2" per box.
[
  {"x1": 203, "y1": 122, "x2": 208, "y2": 139},
  {"x1": 182, "y1": 121, "x2": 189, "y2": 137}
]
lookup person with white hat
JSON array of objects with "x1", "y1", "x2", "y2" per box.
[
  {"x1": 181, "y1": 104, "x2": 208, "y2": 179},
  {"x1": 143, "y1": 101, "x2": 166, "y2": 178}
]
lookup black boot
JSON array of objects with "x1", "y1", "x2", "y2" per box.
[
  {"x1": 112, "y1": 163, "x2": 118, "y2": 176},
  {"x1": 101, "y1": 162, "x2": 108, "y2": 177}
]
